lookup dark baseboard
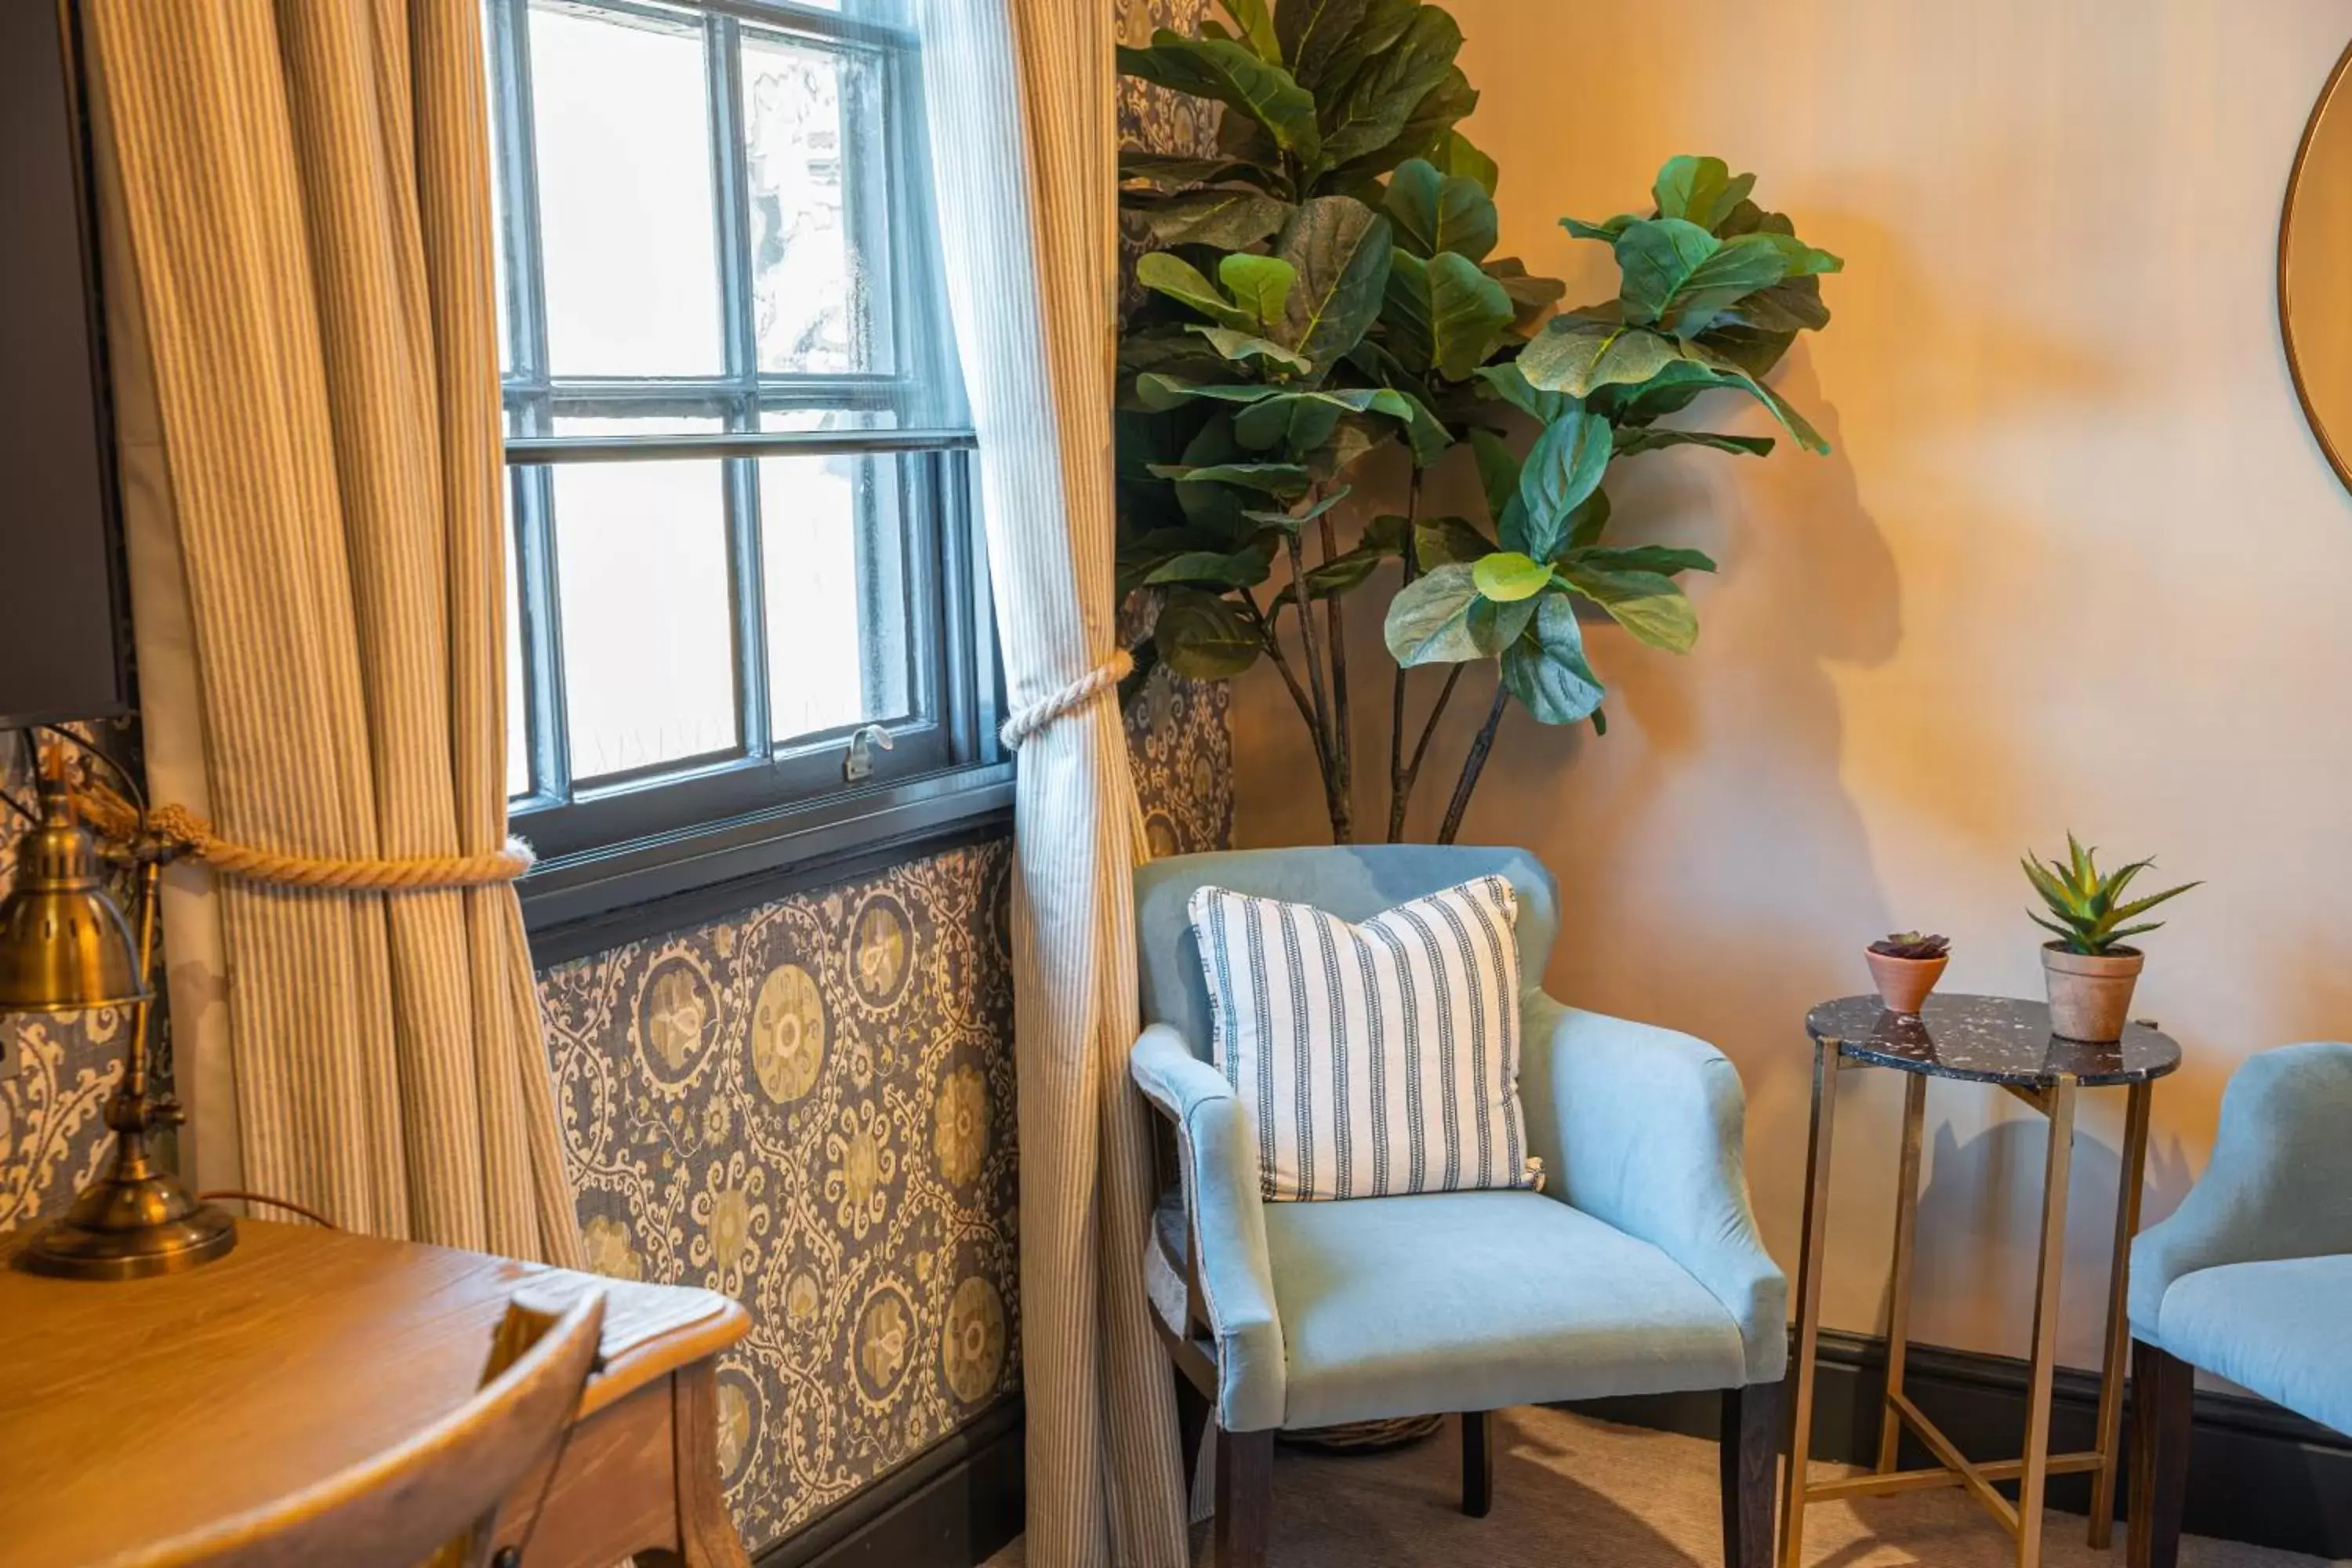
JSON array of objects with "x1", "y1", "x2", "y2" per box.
[
  {"x1": 1565, "y1": 1330, "x2": 2352, "y2": 1560},
  {"x1": 756, "y1": 1398, "x2": 1025, "y2": 1568}
]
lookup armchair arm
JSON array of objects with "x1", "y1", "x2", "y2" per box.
[
  {"x1": 2130, "y1": 1041, "x2": 2352, "y2": 1334},
  {"x1": 1519, "y1": 993, "x2": 1788, "y2": 1384},
  {"x1": 1131, "y1": 1025, "x2": 1287, "y2": 1432}
]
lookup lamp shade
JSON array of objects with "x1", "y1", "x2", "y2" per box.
[{"x1": 0, "y1": 781, "x2": 145, "y2": 1013}]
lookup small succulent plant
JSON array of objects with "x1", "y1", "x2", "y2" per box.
[
  {"x1": 1870, "y1": 931, "x2": 1950, "y2": 960},
  {"x1": 2024, "y1": 835, "x2": 2199, "y2": 956}
]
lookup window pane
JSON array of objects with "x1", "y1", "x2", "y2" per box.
[
  {"x1": 528, "y1": 1, "x2": 723, "y2": 376},
  {"x1": 741, "y1": 32, "x2": 888, "y2": 374},
  {"x1": 550, "y1": 418, "x2": 738, "y2": 779},
  {"x1": 757, "y1": 423, "x2": 915, "y2": 742}
]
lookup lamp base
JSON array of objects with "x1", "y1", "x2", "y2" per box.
[{"x1": 18, "y1": 1163, "x2": 237, "y2": 1281}]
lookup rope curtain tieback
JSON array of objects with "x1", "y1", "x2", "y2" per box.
[
  {"x1": 72, "y1": 786, "x2": 535, "y2": 891},
  {"x1": 999, "y1": 648, "x2": 1134, "y2": 750}
]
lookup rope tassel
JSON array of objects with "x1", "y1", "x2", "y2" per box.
[
  {"x1": 1000, "y1": 648, "x2": 1133, "y2": 750},
  {"x1": 73, "y1": 784, "x2": 535, "y2": 891}
]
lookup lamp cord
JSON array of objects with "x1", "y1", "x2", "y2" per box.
[{"x1": 196, "y1": 1189, "x2": 340, "y2": 1230}]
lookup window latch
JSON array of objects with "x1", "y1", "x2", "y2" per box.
[{"x1": 844, "y1": 724, "x2": 895, "y2": 783}]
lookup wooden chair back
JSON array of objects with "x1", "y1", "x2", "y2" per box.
[{"x1": 141, "y1": 1285, "x2": 607, "y2": 1568}]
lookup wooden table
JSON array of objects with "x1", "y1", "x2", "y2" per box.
[
  {"x1": 0, "y1": 1218, "x2": 753, "y2": 1566},
  {"x1": 1780, "y1": 995, "x2": 2181, "y2": 1568}
]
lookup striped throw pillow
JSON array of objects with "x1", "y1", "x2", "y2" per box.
[{"x1": 1186, "y1": 876, "x2": 1538, "y2": 1203}]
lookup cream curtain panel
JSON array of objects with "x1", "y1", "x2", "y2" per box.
[
  {"x1": 83, "y1": 0, "x2": 582, "y2": 1266},
  {"x1": 913, "y1": 1, "x2": 1188, "y2": 1563}
]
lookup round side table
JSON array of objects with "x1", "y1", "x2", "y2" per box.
[{"x1": 1778, "y1": 994, "x2": 2181, "y2": 1568}]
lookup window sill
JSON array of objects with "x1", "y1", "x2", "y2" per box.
[{"x1": 520, "y1": 760, "x2": 1015, "y2": 966}]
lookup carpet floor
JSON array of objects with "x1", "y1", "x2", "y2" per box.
[{"x1": 985, "y1": 1406, "x2": 2345, "y2": 1566}]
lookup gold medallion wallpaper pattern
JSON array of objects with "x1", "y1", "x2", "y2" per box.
[{"x1": 539, "y1": 842, "x2": 1025, "y2": 1549}]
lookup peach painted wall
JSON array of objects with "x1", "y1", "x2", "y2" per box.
[{"x1": 1229, "y1": 0, "x2": 2352, "y2": 1366}]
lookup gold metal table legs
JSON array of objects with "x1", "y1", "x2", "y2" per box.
[{"x1": 1777, "y1": 1039, "x2": 2154, "y2": 1568}]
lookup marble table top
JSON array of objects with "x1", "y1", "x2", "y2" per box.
[{"x1": 1804, "y1": 993, "x2": 2182, "y2": 1087}]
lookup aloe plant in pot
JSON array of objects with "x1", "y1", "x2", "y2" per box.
[{"x1": 2024, "y1": 836, "x2": 2199, "y2": 1042}]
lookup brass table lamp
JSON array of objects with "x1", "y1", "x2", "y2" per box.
[{"x1": 1, "y1": 728, "x2": 234, "y2": 1279}]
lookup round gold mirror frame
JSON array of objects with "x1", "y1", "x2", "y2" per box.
[{"x1": 2281, "y1": 39, "x2": 2352, "y2": 495}]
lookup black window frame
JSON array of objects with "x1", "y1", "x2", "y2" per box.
[{"x1": 484, "y1": 0, "x2": 1008, "y2": 936}]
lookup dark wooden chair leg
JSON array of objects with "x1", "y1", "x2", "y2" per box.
[
  {"x1": 1461, "y1": 1410, "x2": 1494, "y2": 1518},
  {"x1": 2129, "y1": 1340, "x2": 2193, "y2": 1568},
  {"x1": 1174, "y1": 1370, "x2": 1212, "y2": 1501},
  {"x1": 1721, "y1": 1383, "x2": 1778, "y2": 1568},
  {"x1": 1214, "y1": 1425, "x2": 1274, "y2": 1568}
]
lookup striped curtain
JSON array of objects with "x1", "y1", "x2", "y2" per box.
[
  {"x1": 82, "y1": 0, "x2": 583, "y2": 1266},
  {"x1": 913, "y1": 2, "x2": 1189, "y2": 1563}
]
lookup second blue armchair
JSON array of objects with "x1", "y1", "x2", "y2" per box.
[{"x1": 1131, "y1": 845, "x2": 1787, "y2": 1568}]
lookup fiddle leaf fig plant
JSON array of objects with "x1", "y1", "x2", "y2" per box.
[
  {"x1": 1378, "y1": 154, "x2": 1843, "y2": 838},
  {"x1": 1118, "y1": 4, "x2": 1838, "y2": 844},
  {"x1": 1117, "y1": 0, "x2": 1559, "y2": 844}
]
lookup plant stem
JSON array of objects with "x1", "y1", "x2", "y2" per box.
[
  {"x1": 1283, "y1": 528, "x2": 1348, "y2": 842},
  {"x1": 1243, "y1": 591, "x2": 1331, "y2": 782},
  {"x1": 1437, "y1": 679, "x2": 1512, "y2": 845},
  {"x1": 1316, "y1": 506, "x2": 1352, "y2": 843},
  {"x1": 1385, "y1": 469, "x2": 1421, "y2": 843}
]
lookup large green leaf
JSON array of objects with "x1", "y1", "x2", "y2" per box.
[
  {"x1": 1725, "y1": 274, "x2": 1829, "y2": 335},
  {"x1": 1217, "y1": 0, "x2": 1282, "y2": 60},
  {"x1": 1556, "y1": 564, "x2": 1699, "y2": 652},
  {"x1": 1220, "y1": 252, "x2": 1299, "y2": 332},
  {"x1": 1145, "y1": 459, "x2": 1313, "y2": 497},
  {"x1": 1272, "y1": 196, "x2": 1394, "y2": 365},
  {"x1": 1242, "y1": 485, "x2": 1352, "y2": 532},
  {"x1": 1519, "y1": 318, "x2": 1688, "y2": 398},
  {"x1": 1118, "y1": 151, "x2": 1257, "y2": 187},
  {"x1": 1473, "y1": 361, "x2": 1577, "y2": 424},
  {"x1": 1384, "y1": 562, "x2": 1490, "y2": 666},
  {"x1": 1383, "y1": 250, "x2": 1515, "y2": 381},
  {"x1": 1483, "y1": 257, "x2": 1566, "y2": 338},
  {"x1": 1135, "y1": 252, "x2": 1256, "y2": 332},
  {"x1": 1274, "y1": 0, "x2": 1367, "y2": 86},
  {"x1": 1155, "y1": 588, "x2": 1261, "y2": 680},
  {"x1": 1613, "y1": 426, "x2": 1774, "y2": 458},
  {"x1": 1396, "y1": 387, "x2": 1453, "y2": 468},
  {"x1": 1686, "y1": 343, "x2": 1831, "y2": 453},
  {"x1": 1468, "y1": 426, "x2": 1519, "y2": 523},
  {"x1": 1289, "y1": 0, "x2": 1416, "y2": 93},
  {"x1": 1561, "y1": 212, "x2": 1639, "y2": 244},
  {"x1": 1567, "y1": 544, "x2": 1717, "y2": 576},
  {"x1": 1187, "y1": 325, "x2": 1312, "y2": 374},
  {"x1": 1145, "y1": 544, "x2": 1276, "y2": 588},
  {"x1": 1614, "y1": 219, "x2": 1788, "y2": 336},
  {"x1": 1227, "y1": 387, "x2": 1410, "y2": 451},
  {"x1": 1414, "y1": 514, "x2": 1497, "y2": 568},
  {"x1": 1382, "y1": 158, "x2": 1498, "y2": 262},
  {"x1": 1124, "y1": 189, "x2": 1292, "y2": 250},
  {"x1": 1515, "y1": 410, "x2": 1613, "y2": 561},
  {"x1": 1651, "y1": 155, "x2": 1755, "y2": 233},
  {"x1": 1333, "y1": 63, "x2": 1475, "y2": 186},
  {"x1": 1316, "y1": 6, "x2": 1462, "y2": 169},
  {"x1": 1563, "y1": 488, "x2": 1612, "y2": 551},
  {"x1": 1439, "y1": 129, "x2": 1498, "y2": 197},
  {"x1": 1118, "y1": 34, "x2": 1321, "y2": 161},
  {"x1": 1472, "y1": 550, "x2": 1550, "y2": 601},
  {"x1": 1501, "y1": 593, "x2": 1605, "y2": 725}
]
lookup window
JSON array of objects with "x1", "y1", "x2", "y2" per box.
[{"x1": 485, "y1": 0, "x2": 1002, "y2": 906}]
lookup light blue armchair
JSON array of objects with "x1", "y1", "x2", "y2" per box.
[
  {"x1": 2126, "y1": 1042, "x2": 2352, "y2": 1568},
  {"x1": 1131, "y1": 846, "x2": 1786, "y2": 1568}
]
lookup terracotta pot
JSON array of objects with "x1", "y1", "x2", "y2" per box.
[
  {"x1": 1865, "y1": 949, "x2": 1948, "y2": 1014},
  {"x1": 2042, "y1": 944, "x2": 2143, "y2": 1042}
]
